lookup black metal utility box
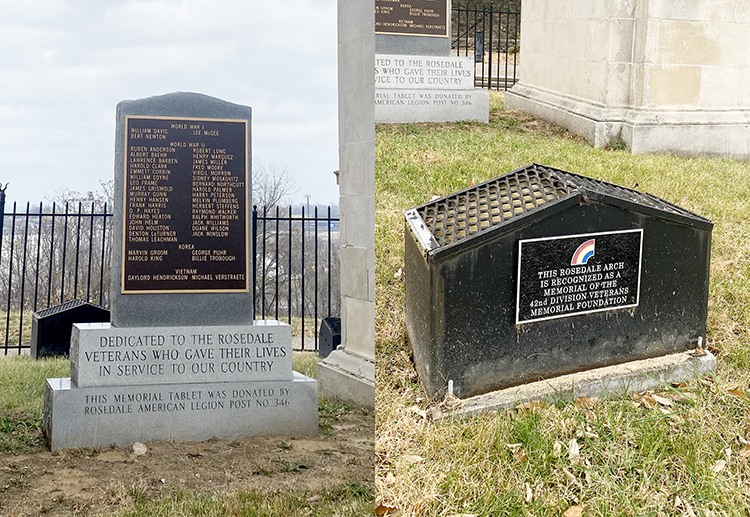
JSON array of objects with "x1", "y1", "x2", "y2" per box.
[
  {"x1": 319, "y1": 317, "x2": 341, "y2": 359},
  {"x1": 31, "y1": 300, "x2": 110, "y2": 359},
  {"x1": 404, "y1": 164, "x2": 713, "y2": 399}
]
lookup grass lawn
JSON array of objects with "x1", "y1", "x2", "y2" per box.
[
  {"x1": 376, "y1": 92, "x2": 750, "y2": 516},
  {"x1": 0, "y1": 352, "x2": 374, "y2": 516}
]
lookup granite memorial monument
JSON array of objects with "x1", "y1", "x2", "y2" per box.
[
  {"x1": 375, "y1": 0, "x2": 489, "y2": 123},
  {"x1": 44, "y1": 92, "x2": 318, "y2": 451}
]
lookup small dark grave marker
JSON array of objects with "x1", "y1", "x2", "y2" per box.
[
  {"x1": 474, "y1": 30, "x2": 485, "y2": 63},
  {"x1": 31, "y1": 300, "x2": 110, "y2": 359},
  {"x1": 318, "y1": 317, "x2": 341, "y2": 359},
  {"x1": 404, "y1": 164, "x2": 713, "y2": 399}
]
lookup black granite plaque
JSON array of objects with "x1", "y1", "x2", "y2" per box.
[
  {"x1": 122, "y1": 116, "x2": 248, "y2": 294},
  {"x1": 375, "y1": 0, "x2": 449, "y2": 37},
  {"x1": 516, "y1": 229, "x2": 643, "y2": 324}
]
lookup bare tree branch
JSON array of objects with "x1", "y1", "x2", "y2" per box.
[{"x1": 252, "y1": 161, "x2": 298, "y2": 209}]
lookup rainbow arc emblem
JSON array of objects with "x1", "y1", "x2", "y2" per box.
[{"x1": 571, "y1": 239, "x2": 595, "y2": 265}]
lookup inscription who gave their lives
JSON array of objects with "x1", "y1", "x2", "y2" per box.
[{"x1": 83, "y1": 331, "x2": 285, "y2": 379}]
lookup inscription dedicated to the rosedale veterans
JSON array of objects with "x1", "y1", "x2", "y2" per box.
[
  {"x1": 85, "y1": 331, "x2": 284, "y2": 379},
  {"x1": 71, "y1": 323, "x2": 293, "y2": 387},
  {"x1": 122, "y1": 116, "x2": 248, "y2": 293}
]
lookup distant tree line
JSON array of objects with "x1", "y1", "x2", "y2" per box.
[
  {"x1": 452, "y1": 0, "x2": 520, "y2": 12},
  {"x1": 0, "y1": 167, "x2": 340, "y2": 349},
  {"x1": 451, "y1": 0, "x2": 521, "y2": 55}
]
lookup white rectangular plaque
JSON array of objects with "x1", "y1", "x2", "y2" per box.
[
  {"x1": 376, "y1": 54, "x2": 475, "y2": 90},
  {"x1": 71, "y1": 320, "x2": 292, "y2": 387},
  {"x1": 44, "y1": 373, "x2": 317, "y2": 451}
]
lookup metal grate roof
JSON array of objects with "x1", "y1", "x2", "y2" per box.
[
  {"x1": 417, "y1": 165, "x2": 574, "y2": 247},
  {"x1": 411, "y1": 164, "x2": 712, "y2": 250},
  {"x1": 561, "y1": 172, "x2": 704, "y2": 220},
  {"x1": 34, "y1": 299, "x2": 108, "y2": 319}
]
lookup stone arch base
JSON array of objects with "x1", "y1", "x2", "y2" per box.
[{"x1": 506, "y1": 85, "x2": 750, "y2": 159}]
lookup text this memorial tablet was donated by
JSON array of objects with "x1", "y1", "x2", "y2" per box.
[{"x1": 122, "y1": 116, "x2": 248, "y2": 293}]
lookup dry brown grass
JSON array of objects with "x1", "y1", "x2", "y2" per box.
[{"x1": 376, "y1": 92, "x2": 750, "y2": 516}]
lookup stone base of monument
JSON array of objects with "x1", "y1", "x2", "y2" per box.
[
  {"x1": 44, "y1": 319, "x2": 319, "y2": 451},
  {"x1": 375, "y1": 54, "x2": 490, "y2": 124},
  {"x1": 43, "y1": 373, "x2": 317, "y2": 451},
  {"x1": 431, "y1": 350, "x2": 716, "y2": 421},
  {"x1": 318, "y1": 349, "x2": 375, "y2": 409},
  {"x1": 375, "y1": 88, "x2": 490, "y2": 124}
]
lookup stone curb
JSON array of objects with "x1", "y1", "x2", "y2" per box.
[{"x1": 433, "y1": 350, "x2": 716, "y2": 420}]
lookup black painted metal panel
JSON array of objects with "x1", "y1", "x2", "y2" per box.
[
  {"x1": 31, "y1": 300, "x2": 110, "y2": 359},
  {"x1": 404, "y1": 165, "x2": 712, "y2": 399}
]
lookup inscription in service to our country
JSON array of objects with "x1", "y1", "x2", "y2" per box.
[
  {"x1": 375, "y1": 0, "x2": 448, "y2": 37},
  {"x1": 122, "y1": 116, "x2": 248, "y2": 293},
  {"x1": 80, "y1": 329, "x2": 287, "y2": 383},
  {"x1": 375, "y1": 55, "x2": 474, "y2": 89},
  {"x1": 516, "y1": 229, "x2": 643, "y2": 324}
]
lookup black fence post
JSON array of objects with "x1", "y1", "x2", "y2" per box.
[
  {"x1": 488, "y1": 2, "x2": 494, "y2": 89},
  {"x1": 251, "y1": 205, "x2": 258, "y2": 318},
  {"x1": 0, "y1": 184, "x2": 6, "y2": 248},
  {"x1": 300, "y1": 205, "x2": 305, "y2": 350},
  {"x1": 4, "y1": 202, "x2": 17, "y2": 354},
  {"x1": 0, "y1": 186, "x2": 6, "y2": 355}
]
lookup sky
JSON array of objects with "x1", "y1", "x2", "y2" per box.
[{"x1": 0, "y1": 0, "x2": 340, "y2": 209}]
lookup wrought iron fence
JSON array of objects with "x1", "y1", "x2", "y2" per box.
[
  {"x1": 252, "y1": 205, "x2": 340, "y2": 352},
  {"x1": 0, "y1": 193, "x2": 340, "y2": 354},
  {"x1": 453, "y1": 2, "x2": 521, "y2": 90},
  {"x1": 0, "y1": 197, "x2": 113, "y2": 354}
]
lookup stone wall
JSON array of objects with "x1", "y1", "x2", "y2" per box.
[{"x1": 506, "y1": 0, "x2": 750, "y2": 158}]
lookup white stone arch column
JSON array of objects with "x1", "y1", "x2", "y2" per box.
[{"x1": 317, "y1": 0, "x2": 376, "y2": 409}]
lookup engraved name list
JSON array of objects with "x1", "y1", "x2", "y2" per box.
[{"x1": 122, "y1": 117, "x2": 248, "y2": 293}]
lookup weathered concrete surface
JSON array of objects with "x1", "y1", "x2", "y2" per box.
[
  {"x1": 433, "y1": 350, "x2": 716, "y2": 420},
  {"x1": 44, "y1": 372, "x2": 317, "y2": 451},
  {"x1": 376, "y1": 33, "x2": 450, "y2": 57},
  {"x1": 318, "y1": 348, "x2": 375, "y2": 409},
  {"x1": 505, "y1": 0, "x2": 750, "y2": 158}
]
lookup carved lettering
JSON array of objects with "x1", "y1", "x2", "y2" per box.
[{"x1": 122, "y1": 116, "x2": 248, "y2": 293}]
